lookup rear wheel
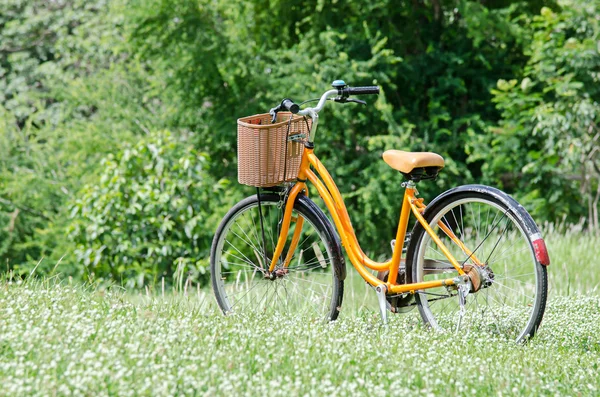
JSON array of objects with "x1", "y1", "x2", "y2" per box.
[
  {"x1": 210, "y1": 193, "x2": 344, "y2": 321},
  {"x1": 407, "y1": 188, "x2": 548, "y2": 342}
]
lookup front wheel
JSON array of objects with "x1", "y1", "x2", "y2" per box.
[
  {"x1": 406, "y1": 185, "x2": 548, "y2": 342},
  {"x1": 210, "y1": 193, "x2": 344, "y2": 321}
]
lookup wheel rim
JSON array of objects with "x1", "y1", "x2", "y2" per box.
[
  {"x1": 213, "y1": 200, "x2": 338, "y2": 320},
  {"x1": 413, "y1": 198, "x2": 542, "y2": 342}
]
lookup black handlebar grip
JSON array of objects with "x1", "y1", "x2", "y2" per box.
[
  {"x1": 281, "y1": 98, "x2": 300, "y2": 114},
  {"x1": 346, "y1": 86, "x2": 380, "y2": 95}
]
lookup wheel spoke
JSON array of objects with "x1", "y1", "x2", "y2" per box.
[
  {"x1": 412, "y1": 195, "x2": 546, "y2": 342},
  {"x1": 211, "y1": 197, "x2": 341, "y2": 321}
]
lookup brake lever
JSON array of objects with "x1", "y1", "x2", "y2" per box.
[
  {"x1": 333, "y1": 97, "x2": 367, "y2": 105},
  {"x1": 347, "y1": 98, "x2": 367, "y2": 105},
  {"x1": 269, "y1": 105, "x2": 282, "y2": 123}
]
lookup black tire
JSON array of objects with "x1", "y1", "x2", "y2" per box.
[
  {"x1": 406, "y1": 185, "x2": 548, "y2": 342},
  {"x1": 210, "y1": 193, "x2": 345, "y2": 321}
]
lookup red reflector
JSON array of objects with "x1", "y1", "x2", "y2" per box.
[{"x1": 532, "y1": 238, "x2": 550, "y2": 266}]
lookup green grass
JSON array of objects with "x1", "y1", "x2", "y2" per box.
[
  {"x1": 1, "y1": 228, "x2": 599, "y2": 396},
  {"x1": 333, "y1": 224, "x2": 600, "y2": 311},
  {"x1": 544, "y1": 224, "x2": 600, "y2": 295}
]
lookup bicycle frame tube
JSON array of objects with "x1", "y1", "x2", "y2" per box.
[
  {"x1": 307, "y1": 152, "x2": 405, "y2": 276},
  {"x1": 268, "y1": 147, "x2": 470, "y2": 294},
  {"x1": 401, "y1": 191, "x2": 484, "y2": 268}
]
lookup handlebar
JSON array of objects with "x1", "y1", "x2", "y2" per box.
[
  {"x1": 296, "y1": 85, "x2": 380, "y2": 117},
  {"x1": 344, "y1": 86, "x2": 380, "y2": 96},
  {"x1": 297, "y1": 89, "x2": 338, "y2": 117},
  {"x1": 269, "y1": 98, "x2": 300, "y2": 123},
  {"x1": 281, "y1": 98, "x2": 300, "y2": 114},
  {"x1": 271, "y1": 80, "x2": 380, "y2": 143}
]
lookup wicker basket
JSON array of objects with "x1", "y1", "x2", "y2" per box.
[{"x1": 237, "y1": 112, "x2": 310, "y2": 187}]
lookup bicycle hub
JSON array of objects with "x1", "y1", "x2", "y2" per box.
[{"x1": 464, "y1": 264, "x2": 493, "y2": 293}]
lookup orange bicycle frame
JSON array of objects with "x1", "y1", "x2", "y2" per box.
[{"x1": 268, "y1": 146, "x2": 482, "y2": 295}]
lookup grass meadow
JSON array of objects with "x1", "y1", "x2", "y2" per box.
[{"x1": 1, "y1": 225, "x2": 599, "y2": 396}]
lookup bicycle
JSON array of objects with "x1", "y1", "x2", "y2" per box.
[{"x1": 210, "y1": 80, "x2": 550, "y2": 342}]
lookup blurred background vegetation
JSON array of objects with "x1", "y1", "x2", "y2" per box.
[{"x1": 1, "y1": 0, "x2": 598, "y2": 287}]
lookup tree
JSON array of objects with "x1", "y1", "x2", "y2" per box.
[{"x1": 482, "y1": 2, "x2": 600, "y2": 229}]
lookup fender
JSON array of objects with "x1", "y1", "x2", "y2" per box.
[
  {"x1": 421, "y1": 184, "x2": 550, "y2": 266},
  {"x1": 291, "y1": 194, "x2": 347, "y2": 280}
]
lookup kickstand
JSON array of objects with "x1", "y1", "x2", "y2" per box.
[
  {"x1": 456, "y1": 281, "x2": 471, "y2": 332},
  {"x1": 375, "y1": 284, "x2": 388, "y2": 326}
]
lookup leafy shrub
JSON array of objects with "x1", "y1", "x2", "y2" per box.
[
  {"x1": 479, "y1": 2, "x2": 600, "y2": 227},
  {"x1": 4, "y1": 0, "x2": 597, "y2": 282},
  {"x1": 127, "y1": 0, "x2": 550, "y2": 256},
  {"x1": 68, "y1": 130, "x2": 233, "y2": 287},
  {"x1": 0, "y1": 0, "x2": 187, "y2": 275}
]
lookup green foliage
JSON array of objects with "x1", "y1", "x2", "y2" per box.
[
  {"x1": 0, "y1": 0, "x2": 121, "y2": 122},
  {"x1": 0, "y1": 0, "x2": 186, "y2": 275},
  {"x1": 1, "y1": 0, "x2": 596, "y2": 286},
  {"x1": 126, "y1": 0, "x2": 554, "y2": 255},
  {"x1": 68, "y1": 131, "x2": 232, "y2": 287},
  {"x1": 0, "y1": 1, "x2": 117, "y2": 269},
  {"x1": 480, "y1": 1, "x2": 600, "y2": 227}
]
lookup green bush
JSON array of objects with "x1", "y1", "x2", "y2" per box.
[
  {"x1": 126, "y1": 0, "x2": 552, "y2": 256},
  {"x1": 0, "y1": 0, "x2": 186, "y2": 275},
  {"x1": 68, "y1": 130, "x2": 233, "y2": 287},
  {"x1": 3, "y1": 0, "x2": 597, "y2": 285},
  {"x1": 478, "y1": 2, "x2": 600, "y2": 227}
]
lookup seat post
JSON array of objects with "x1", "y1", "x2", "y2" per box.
[
  {"x1": 401, "y1": 180, "x2": 417, "y2": 190},
  {"x1": 387, "y1": 181, "x2": 416, "y2": 285}
]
